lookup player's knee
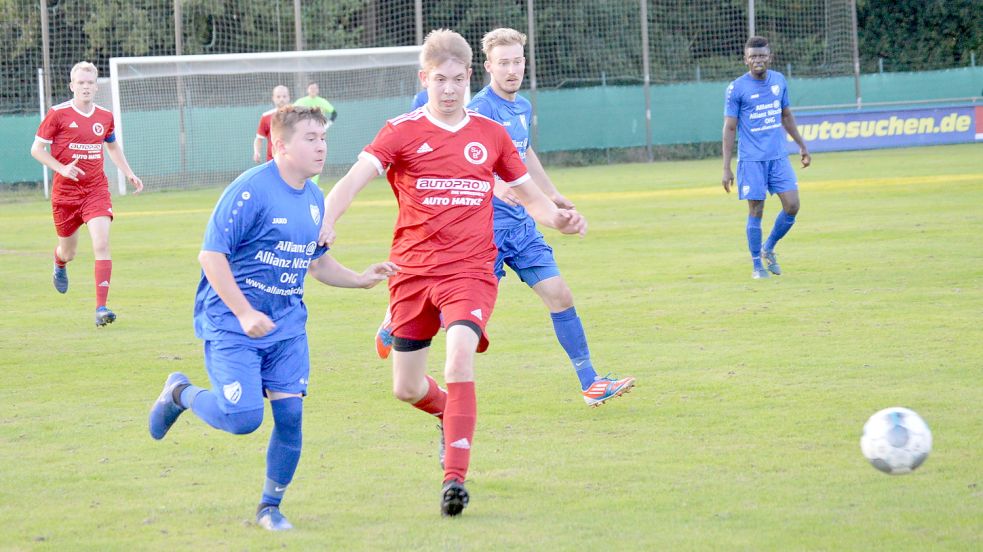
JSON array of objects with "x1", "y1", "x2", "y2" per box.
[
  {"x1": 271, "y1": 397, "x2": 303, "y2": 438},
  {"x1": 393, "y1": 381, "x2": 426, "y2": 403},
  {"x1": 91, "y1": 243, "x2": 110, "y2": 258},
  {"x1": 545, "y1": 286, "x2": 574, "y2": 311},
  {"x1": 785, "y1": 202, "x2": 800, "y2": 216},
  {"x1": 59, "y1": 249, "x2": 76, "y2": 263},
  {"x1": 226, "y1": 408, "x2": 264, "y2": 435}
]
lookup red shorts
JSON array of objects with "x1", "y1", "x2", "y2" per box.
[
  {"x1": 389, "y1": 272, "x2": 499, "y2": 353},
  {"x1": 52, "y1": 190, "x2": 113, "y2": 238}
]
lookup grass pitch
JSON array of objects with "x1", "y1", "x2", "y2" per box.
[{"x1": 1, "y1": 144, "x2": 981, "y2": 550}]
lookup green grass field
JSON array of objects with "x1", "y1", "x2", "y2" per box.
[{"x1": 1, "y1": 144, "x2": 981, "y2": 550}]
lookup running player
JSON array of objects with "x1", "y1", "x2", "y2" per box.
[
  {"x1": 319, "y1": 29, "x2": 586, "y2": 516},
  {"x1": 722, "y1": 36, "x2": 811, "y2": 278},
  {"x1": 31, "y1": 61, "x2": 144, "y2": 326},
  {"x1": 148, "y1": 106, "x2": 397, "y2": 531},
  {"x1": 383, "y1": 29, "x2": 635, "y2": 407}
]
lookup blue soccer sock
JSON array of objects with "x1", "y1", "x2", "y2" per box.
[
  {"x1": 764, "y1": 211, "x2": 796, "y2": 252},
  {"x1": 261, "y1": 397, "x2": 303, "y2": 507},
  {"x1": 746, "y1": 215, "x2": 763, "y2": 268},
  {"x1": 550, "y1": 307, "x2": 597, "y2": 390},
  {"x1": 188, "y1": 390, "x2": 263, "y2": 435}
]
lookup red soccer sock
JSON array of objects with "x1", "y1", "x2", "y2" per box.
[
  {"x1": 54, "y1": 249, "x2": 67, "y2": 268},
  {"x1": 442, "y1": 381, "x2": 476, "y2": 483},
  {"x1": 94, "y1": 260, "x2": 112, "y2": 308},
  {"x1": 412, "y1": 375, "x2": 447, "y2": 419}
]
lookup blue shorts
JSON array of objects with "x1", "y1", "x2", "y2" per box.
[
  {"x1": 202, "y1": 333, "x2": 310, "y2": 413},
  {"x1": 494, "y1": 219, "x2": 561, "y2": 287},
  {"x1": 737, "y1": 157, "x2": 798, "y2": 200}
]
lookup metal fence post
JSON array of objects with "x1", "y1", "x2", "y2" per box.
[
  {"x1": 850, "y1": 0, "x2": 862, "y2": 108},
  {"x1": 748, "y1": 0, "x2": 755, "y2": 37},
  {"x1": 527, "y1": 0, "x2": 539, "y2": 150},
  {"x1": 40, "y1": 0, "x2": 52, "y2": 110},
  {"x1": 641, "y1": 0, "x2": 653, "y2": 162}
]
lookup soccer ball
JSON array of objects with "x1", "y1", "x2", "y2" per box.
[{"x1": 860, "y1": 407, "x2": 932, "y2": 475}]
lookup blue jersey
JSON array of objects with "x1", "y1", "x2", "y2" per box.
[
  {"x1": 410, "y1": 90, "x2": 428, "y2": 110},
  {"x1": 468, "y1": 86, "x2": 533, "y2": 229},
  {"x1": 724, "y1": 70, "x2": 791, "y2": 161},
  {"x1": 194, "y1": 161, "x2": 328, "y2": 345}
]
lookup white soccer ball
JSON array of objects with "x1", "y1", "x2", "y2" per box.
[{"x1": 860, "y1": 407, "x2": 932, "y2": 475}]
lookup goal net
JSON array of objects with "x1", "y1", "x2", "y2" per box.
[{"x1": 109, "y1": 46, "x2": 422, "y2": 193}]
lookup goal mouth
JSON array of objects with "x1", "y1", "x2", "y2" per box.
[{"x1": 108, "y1": 46, "x2": 423, "y2": 193}]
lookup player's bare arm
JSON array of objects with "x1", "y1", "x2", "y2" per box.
[
  {"x1": 320, "y1": 156, "x2": 379, "y2": 246},
  {"x1": 721, "y1": 116, "x2": 738, "y2": 192},
  {"x1": 512, "y1": 180, "x2": 587, "y2": 236},
  {"x1": 30, "y1": 140, "x2": 85, "y2": 181},
  {"x1": 252, "y1": 137, "x2": 264, "y2": 163},
  {"x1": 491, "y1": 179, "x2": 516, "y2": 205},
  {"x1": 781, "y1": 107, "x2": 811, "y2": 168},
  {"x1": 105, "y1": 140, "x2": 144, "y2": 193},
  {"x1": 308, "y1": 255, "x2": 399, "y2": 288},
  {"x1": 198, "y1": 250, "x2": 274, "y2": 338},
  {"x1": 526, "y1": 148, "x2": 574, "y2": 209}
]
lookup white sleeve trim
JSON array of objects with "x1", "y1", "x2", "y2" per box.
[
  {"x1": 358, "y1": 151, "x2": 386, "y2": 176},
  {"x1": 505, "y1": 173, "x2": 531, "y2": 187},
  {"x1": 34, "y1": 135, "x2": 53, "y2": 145}
]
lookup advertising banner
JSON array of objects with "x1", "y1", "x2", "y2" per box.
[{"x1": 786, "y1": 105, "x2": 982, "y2": 153}]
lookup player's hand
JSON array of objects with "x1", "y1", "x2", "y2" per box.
[
  {"x1": 253, "y1": 151, "x2": 261, "y2": 164},
  {"x1": 493, "y1": 179, "x2": 521, "y2": 206},
  {"x1": 318, "y1": 223, "x2": 336, "y2": 247},
  {"x1": 554, "y1": 209, "x2": 587, "y2": 236},
  {"x1": 127, "y1": 173, "x2": 144, "y2": 194},
  {"x1": 359, "y1": 262, "x2": 400, "y2": 288},
  {"x1": 800, "y1": 151, "x2": 812, "y2": 168},
  {"x1": 552, "y1": 193, "x2": 575, "y2": 210},
  {"x1": 59, "y1": 158, "x2": 85, "y2": 181},
  {"x1": 722, "y1": 167, "x2": 734, "y2": 193},
  {"x1": 237, "y1": 309, "x2": 275, "y2": 338}
]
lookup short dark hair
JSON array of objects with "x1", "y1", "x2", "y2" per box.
[
  {"x1": 271, "y1": 105, "x2": 327, "y2": 143},
  {"x1": 745, "y1": 36, "x2": 769, "y2": 50}
]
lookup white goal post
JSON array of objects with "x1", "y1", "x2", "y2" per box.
[{"x1": 109, "y1": 46, "x2": 423, "y2": 194}]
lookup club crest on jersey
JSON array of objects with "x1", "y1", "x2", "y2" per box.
[
  {"x1": 310, "y1": 204, "x2": 321, "y2": 225},
  {"x1": 92, "y1": 122, "x2": 105, "y2": 136},
  {"x1": 771, "y1": 84, "x2": 780, "y2": 96},
  {"x1": 223, "y1": 381, "x2": 242, "y2": 404},
  {"x1": 519, "y1": 114, "x2": 528, "y2": 130},
  {"x1": 464, "y1": 142, "x2": 487, "y2": 165}
]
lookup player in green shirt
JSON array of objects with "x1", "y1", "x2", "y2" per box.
[{"x1": 294, "y1": 82, "x2": 337, "y2": 124}]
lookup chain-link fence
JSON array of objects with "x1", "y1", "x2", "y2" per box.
[{"x1": 3, "y1": 0, "x2": 863, "y2": 116}]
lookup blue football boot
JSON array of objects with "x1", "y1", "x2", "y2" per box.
[
  {"x1": 149, "y1": 372, "x2": 190, "y2": 440},
  {"x1": 256, "y1": 505, "x2": 294, "y2": 531},
  {"x1": 53, "y1": 264, "x2": 68, "y2": 294},
  {"x1": 95, "y1": 306, "x2": 117, "y2": 327}
]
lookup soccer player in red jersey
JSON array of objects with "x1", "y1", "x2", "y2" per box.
[
  {"x1": 31, "y1": 61, "x2": 144, "y2": 327},
  {"x1": 253, "y1": 85, "x2": 291, "y2": 163},
  {"x1": 320, "y1": 29, "x2": 587, "y2": 517}
]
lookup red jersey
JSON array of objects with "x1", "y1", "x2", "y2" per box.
[
  {"x1": 36, "y1": 100, "x2": 115, "y2": 202},
  {"x1": 362, "y1": 108, "x2": 530, "y2": 276},
  {"x1": 256, "y1": 109, "x2": 276, "y2": 161}
]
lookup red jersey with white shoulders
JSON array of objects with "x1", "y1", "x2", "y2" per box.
[
  {"x1": 361, "y1": 107, "x2": 530, "y2": 276},
  {"x1": 256, "y1": 109, "x2": 276, "y2": 161},
  {"x1": 36, "y1": 100, "x2": 115, "y2": 201}
]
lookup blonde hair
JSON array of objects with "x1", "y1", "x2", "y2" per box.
[
  {"x1": 271, "y1": 105, "x2": 327, "y2": 143},
  {"x1": 419, "y1": 29, "x2": 472, "y2": 71},
  {"x1": 481, "y1": 28, "x2": 527, "y2": 59},
  {"x1": 70, "y1": 61, "x2": 98, "y2": 82}
]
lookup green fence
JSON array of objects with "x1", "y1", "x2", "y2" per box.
[{"x1": 3, "y1": 67, "x2": 980, "y2": 185}]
